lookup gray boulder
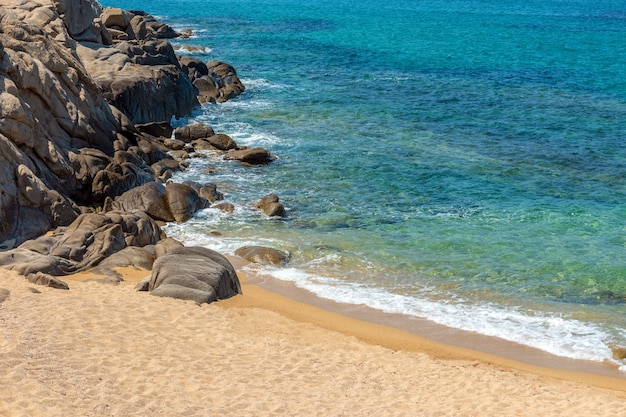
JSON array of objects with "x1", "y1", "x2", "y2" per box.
[{"x1": 148, "y1": 246, "x2": 241, "y2": 304}]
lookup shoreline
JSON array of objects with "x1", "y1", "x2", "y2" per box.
[
  {"x1": 220, "y1": 262, "x2": 626, "y2": 391},
  {"x1": 66, "y1": 257, "x2": 626, "y2": 385}
]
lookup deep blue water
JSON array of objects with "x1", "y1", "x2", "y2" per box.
[{"x1": 102, "y1": 0, "x2": 626, "y2": 368}]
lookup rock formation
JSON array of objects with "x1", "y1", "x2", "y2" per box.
[{"x1": 0, "y1": 0, "x2": 246, "y2": 303}]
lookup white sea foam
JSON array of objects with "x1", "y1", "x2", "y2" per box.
[
  {"x1": 257, "y1": 267, "x2": 621, "y2": 366},
  {"x1": 173, "y1": 45, "x2": 213, "y2": 55},
  {"x1": 242, "y1": 78, "x2": 291, "y2": 91}
]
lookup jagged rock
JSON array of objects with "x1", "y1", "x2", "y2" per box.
[
  {"x1": 148, "y1": 246, "x2": 241, "y2": 304},
  {"x1": 254, "y1": 194, "x2": 286, "y2": 217},
  {"x1": 234, "y1": 245, "x2": 289, "y2": 266},
  {"x1": 225, "y1": 147, "x2": 274, "y2": 165},
  {"x1": 25, "y1": 272, "x2": 70, "y2": 290}
]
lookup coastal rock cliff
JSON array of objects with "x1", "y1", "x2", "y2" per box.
[{"x1": 0, "y1": 0, "x2": 202, "y2": 247}]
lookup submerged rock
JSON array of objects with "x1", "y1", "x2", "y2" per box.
[{"x1": 234, "y1": 245, "x2": 289, "y2": 266}]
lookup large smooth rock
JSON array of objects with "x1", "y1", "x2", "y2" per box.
[
  {"x1": 174, "y1": 123, "x2": 215, "y2": 143},
  {"x1": 148, "y1": 246, "x2": 241, "y2": 304}
]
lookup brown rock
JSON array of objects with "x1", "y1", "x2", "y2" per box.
[
  {"x1": 224, "y1": 147, "x2": 274, "y2": 165},
  {"x1": 165, "y1": 182, "x2": 207, "y2": 223},
  {"x1": 254, "y1": 194, "x2": 286, "y2": 217},
  {"x1": 26, "y1": 272, "x2": 70, "y2": 290},
  {"x1": 111, "y1": 182, "x2": 174, "y2": 222},
  {"x1": 174, "y1": 123, "x2": 215, "y2": 143}
]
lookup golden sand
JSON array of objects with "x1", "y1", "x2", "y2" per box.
[{"x1": 1, "y1": 267, "x2": 625, "y2": 416}]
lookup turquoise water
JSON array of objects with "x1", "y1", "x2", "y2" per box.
[{"x1": 102, "y1": 0, "x2": 626, "y2": 368}]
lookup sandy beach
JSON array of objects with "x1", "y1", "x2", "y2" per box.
[{"x1": 1, "y1": 267, "x2": 625, "y2": 417}]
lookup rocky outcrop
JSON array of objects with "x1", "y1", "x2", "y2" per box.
[
  {"x1": 100, "y1": 8, "x2": 178, "y2": 42},
  {"x1": 0, "y1": 0, "x2": 121, "y2": 247},
  {"x1": 0, "y1": 210, "x2": 162, "y2": 276},
  {"x1": 0, "y1": 1, "x2": 248, "y2": 305},
  {"x1": 179, "y1": 58, "x2": 245, "y2": 103},
  {"x1": 76, "y1": 39, "x2": 198, "y2": 124},
  {"x1": 0, "y1": 0, "x2": 203, "y2": 247}
]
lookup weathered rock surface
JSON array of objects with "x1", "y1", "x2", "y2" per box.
[
  {"x1": 234, "y1": 245, "x2": 289, "y2": 266},
  {"x1": 0, "y1": 211, "x2": 161, "y2": 277},
  {"x1": 0, "y1": 1, "x2": 247, "y2": 305},
  {"x1": 101, "y1": 7, "x2": 179, "y2": 41},
  {"x1": 110, "y1": 181, "x2": 216, "y2": 223},
  {"x1": 25, "y1": 272, "x2": 70, "y2": 290},
  {"x1": 149, "y1": 246, "x2": 241, "y2": 304},
  {"x1": 165, "y1": 182, "x2": 208, "y2": 223}
]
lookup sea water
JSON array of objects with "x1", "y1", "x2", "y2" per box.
[{"x1": 101, "y1": 0, "x2": 626, "y2": 369}]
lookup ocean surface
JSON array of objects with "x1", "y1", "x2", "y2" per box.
[{"x1": 102, "y1": 0, "x2": 626, "y2": 370}]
